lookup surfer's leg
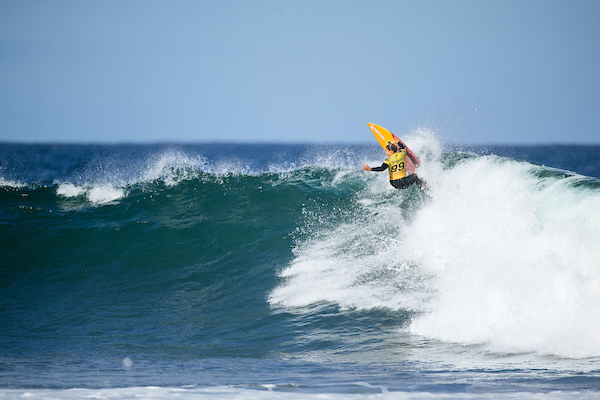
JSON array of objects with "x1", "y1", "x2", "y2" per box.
[
  {"x1": 409, "y1": 175, "x2": 427, "y2": 191},
  {"x1": 391, "y1": 175, "x2": 427, "y2": 190},
  {"x1": 390, "y1": 179, "x2": 405, "y2": 189}
]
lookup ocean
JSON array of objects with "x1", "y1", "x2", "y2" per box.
[{"x1": 2, "y1": 131, "x2": 600, "y2": 399}]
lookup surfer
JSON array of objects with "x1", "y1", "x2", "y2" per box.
[{"x1": 362, "y1": 142, "x2": 426, "y2": 190}]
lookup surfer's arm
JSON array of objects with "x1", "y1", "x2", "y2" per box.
[
  {"x1": 371, "y1": 163, "x2": 388, "y2": 172},
  {"x1": 394, "y1": 141, "x2": 405, "y2": 150},
  {"x1": 362, "y1": 163, "x2": 388, "y2": 172}
]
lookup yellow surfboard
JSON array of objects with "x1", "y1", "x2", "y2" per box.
[
  {"x1": 368, "y1": 122, "x2": 395, "y2": 149},
  {"x1": 367, "y1": 122, "x2": 421, "y2": 175}
]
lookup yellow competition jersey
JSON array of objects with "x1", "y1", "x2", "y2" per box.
[{"x1": 385, "y1": 150, "x2": 407, "y2": 180}]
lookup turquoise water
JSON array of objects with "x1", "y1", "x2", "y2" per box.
[{"x1": 2, "y1": 135, "x2": 600, "y2": 398}]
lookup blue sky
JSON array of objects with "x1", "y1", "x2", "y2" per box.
[{"x1": 1, "y1": 0, "x2": 599, "y2": 144}]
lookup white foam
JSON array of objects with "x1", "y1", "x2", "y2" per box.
[
  {"x1": 0, "y1": 386, "x2": 584, "y2": 400},
  {"x1": 270, "y1": 207, "x2": 434, "y2": 312},
  {"x1": 56, "y1": 183, "x2": 86, "y2": 198},
  {"x1": 86, "y1": 185, "x2": 125, "y2": 204},
  {"x1": 0, "y1": 177, "x2": 26, "y2": 188},
  {"x1": 57, "y1": 183, "x2": 125, "y2": 205},
  {"x1": 405, "y1": 156, "x2": 600, "y2": 358}
]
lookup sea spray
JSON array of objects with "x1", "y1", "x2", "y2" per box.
[{"x1": 139, "y1": 150, "x2": 208, "y2": 185}]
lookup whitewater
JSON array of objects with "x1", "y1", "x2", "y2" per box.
[{"x1": 1, "y1": 132, "x2": 600, "y2": 399}]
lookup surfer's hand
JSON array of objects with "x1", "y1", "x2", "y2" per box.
[{"x1": 361, "y1": 164, "x2": 372, "y2": 171}]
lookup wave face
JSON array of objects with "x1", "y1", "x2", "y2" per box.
[{"x1": 1, "y1": 138, "x2": 600, "y2": 393}]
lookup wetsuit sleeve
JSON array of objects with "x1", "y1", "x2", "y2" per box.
[{"x1": 370, "y1": 163, "x2": 389, "y2": 172}]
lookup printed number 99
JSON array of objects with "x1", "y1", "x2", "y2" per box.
[{"x1": 391, "y1": 162, "x2": 405, "y2": 172}]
